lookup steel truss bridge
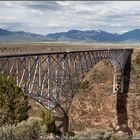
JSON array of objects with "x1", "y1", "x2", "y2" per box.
[{"x1": 0, "y1": 48, "x2": 133, "y2": 134}]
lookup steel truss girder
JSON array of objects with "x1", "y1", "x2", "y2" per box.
[{"x1": 0, "y1": 49, "x2": 133, "y2": 114}]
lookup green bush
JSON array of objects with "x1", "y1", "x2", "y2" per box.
[
  {"x1": 0, "y1": 125, "x2": 15, "y2": 140},
  {"x1": 111, "y1": 132, "x2": 131, "y2": 140},
  {"x1": 132, "y1": 132, "x2": 140, "y2": 139},
  {"x1": 71, "y1": 133, "x2": 88, "y2": 139},
  {"x1": 40, "y1": 124, "x2": 48, "y2": 138},
  {"x1": 14, "y1": 121, "x2": 32, "y2": 140},
  {"x1": 0, "y1": 74, "x2": 30, "y2": 126},
  {"x1": 14, "y1": 117, "x2": 43, "y2": 140},
  {"x1": 35, "y1": 107, "x2": 59, "y2": 135},
  {"x1": 27, "y1": 117, "x2": 44, "y2": 138},
  {"x1": 0, "y1": 117, "x2": 45, "y2": 140},
  {"x1": 103, "y1": 128, "x2": 114, "y2": 139}
]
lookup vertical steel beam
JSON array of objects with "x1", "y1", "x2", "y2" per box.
[
  {"x1": 56, "y1": 54, "x2": 61, "y2": 104},
  {"x1": 15, "y1": 58, "x2": 19, "y2": 86},
  {"x1": 30, "y1": 56, "x2": 38, "y2": 92},
  {"x1": 40, "y1": 57, "x2": 48, "y2": 97},
  {"x1": 78, "y1": 53, "x2": 84, "y2": 78},
  {"x1": 83, "y1": 52, "x2": 89, "y2": 72},
  {"x1": 38, "y1": 56, "x2": 41, "y2": 96},
  {"x1": 19, "y1": 69, "x2": 25, "y2": 87},
  {"x1": 47, "y1": 55, "x2": 51, "y2": 109},
  {"x1": 74, "y1": 54, "x2": 80, "y2": 85},
  {"x1": 25, "y1": 57, "x2": 28, "y2": 93},
  {"x1": 28, "y1": 57, "x2": 31, "y2": 93}
]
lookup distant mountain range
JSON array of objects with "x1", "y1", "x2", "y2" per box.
[{"x1": 0, "y1": 28, "x2": 140, "y2": 43}]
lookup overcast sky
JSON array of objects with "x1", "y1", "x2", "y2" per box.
[{"x1": 0, "y1": 1, "x2": 140, "y2": 35}]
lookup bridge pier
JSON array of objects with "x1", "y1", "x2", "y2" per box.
[
  {"x1": 63, "y1": 114, "x2": 69, "y2": 136},
  {"x1": 54, "y1": 113, "x2": 69, "y2": 136}
]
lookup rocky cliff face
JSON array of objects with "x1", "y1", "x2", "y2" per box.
[{"x1": 69, "y1": 51, "x2": 140, "y2": 133}]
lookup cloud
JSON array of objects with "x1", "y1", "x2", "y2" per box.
[
  {"x1": 0, "y1": 1, "x2": 140, "y2": 34},
  {"x1": 22, "y1": 1, "x2": 62, "y2": 11}
]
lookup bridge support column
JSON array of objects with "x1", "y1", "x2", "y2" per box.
[
  {"x1": 113, "y1": 70, "x2": 124, "y2": 93},
  {"x1": 54, "y1": 113, "x2": 69, "y2": 136},
  {"x1": 63, "y1": 114, "x2": 69, "y2": 136}
]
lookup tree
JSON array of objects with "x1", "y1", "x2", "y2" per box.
[{"x1": 0, "y1": 73, "x2": 30, "y2": 126}]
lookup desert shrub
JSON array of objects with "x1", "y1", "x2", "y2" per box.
[
  {"x1": 27, "y1": 117, "x2": 44, "y2": 138},
  {"x1": 103, "y1": 128, "x2": 114, "y2": 139},
  {"x1": 14, "y1": 120, "x2": 33, "y2": 140},
  {"x1": 70, "y1": 128, "x2": 115, "y2": 140},
  {"x1": 0, "y1": 74, "x2": 30, "y2": 126},
  {"x1": 70, "y1": 132, "x2": 103, "y2": 140},
  {"x1": 90, "y1": 133, "x2": 104, "y2": 139},
  {"x1": 40, "y1": 124, "x2": 48, "y2": 138},
  {"x1": 0, "y1": 125, "x2": 15, "y2": 140},
  {"x1": 135, "y1": 54, "x2": 140, "y2": 64},
  {"x1": 132, "y1": 132, "x2": 140, "y2": 139},
  {"x1": 111, "y1": 132, "x2": 131, "y2": 140},
  {"x1": 87, "y1": 128, "x2": 105, "y2": 139},
  {"x1": 0, "y1": 117, "x2": 44, "y2": 140},
  {"x1": 70, "y1": 133, "x2": 88, "y2": 140},
  {"x1": 14, "y1": 117, "x2": 43, "y2": 140},
  {"x1": 35, "y1": 107, "x2": 59, "y2": 135}
]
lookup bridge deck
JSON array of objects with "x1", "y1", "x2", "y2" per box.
[{"x1": 0, "y1": 48, "x2": 133, "y2": 58}]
